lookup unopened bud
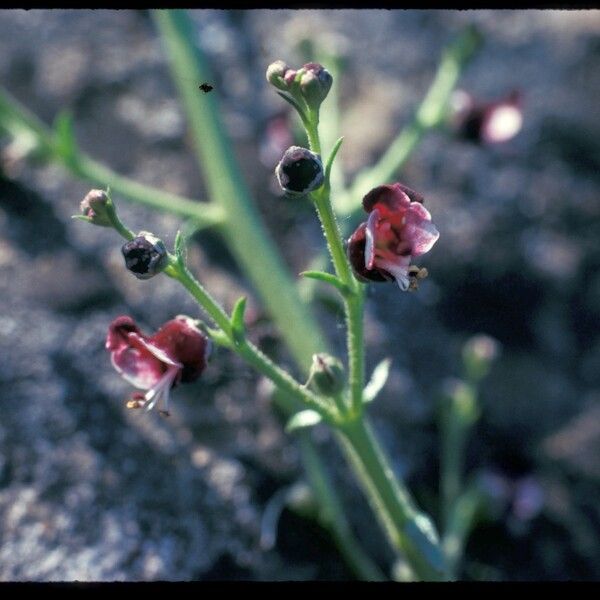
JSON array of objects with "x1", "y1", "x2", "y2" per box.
[
  {"x1": 308, "y1": 353, "x2": 345, "y2": 397},
  {"x1": 266, "y1": 60, "x2": 291, "y2": 91},
  {"x1": 121, "y1": 231, "x2": 168, "y2": 280},
  {"x1": 462, "y1": 334, "x2": 500, "y2": 382},
  {"x1": 276, "y1": 146, "x2": 324, "y2": 196},
  {"x1": 79, "y1": 189, "x2": 114, "y2": 227},
  {"x1": 298, "y1": 62, "x2": 333, "y2": 109}
]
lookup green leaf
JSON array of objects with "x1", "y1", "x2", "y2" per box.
[
  {"x1": 276, "y1": 91, "x2": 308, "y2": 124},
  {"x1": 52, "y1": 110, "x2": 77, "y2": 163},
  {"x1": 363, "y1": 358, "x2": 391, "y2": 404},
  {"x1": 300, "y1": 270, "x2": 349, "y2": 295},
  {"x1": 285, "y1": 409, "x2": 322, "y2": 433},
  {"x1": 230, "y1": 296, "x2": 247, "y2": 344},
  {"x1": 324, "y1": 136, "x2": 344, "y2": 182},
  {"x1": 174, "y1": 229, "x2": 186, "y2": 264}
]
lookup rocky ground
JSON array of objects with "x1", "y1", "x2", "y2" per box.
[{"x1": 0, "y1": 9, "x2": 598, "y2": 580}]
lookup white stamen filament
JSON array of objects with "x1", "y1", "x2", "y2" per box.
[
  {"x1": 142, "y1": 365, "x2": 180, "y2": 413},
  {"x1": 376, "y1": 258, "x2": 410, "y2": 291}
]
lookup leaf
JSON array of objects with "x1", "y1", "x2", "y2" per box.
[
  {"x1": 276, "y1": 91, "x2": 308, "y2": 123},
  {"x1": 230, "y1": 296, "x2": 247, "y2": 344},
  {"x1": 363, "y1": 358, "x2": 392, "y2": 404},
  {"x1": 285, "y1": 409, "x2": 322, "y2": 433},
  {"x1": 52, "y1": 110, "x2": 77, "y2": 163},
  {"x1": 300, "y1": 270, "x2": 349, "y2": 295},
  {"x1": 324, "y1": 136, "x2": 344, "y2": 182},
  {"x1": 174, "y1": 229, "x2": 186, "y2": 264}
]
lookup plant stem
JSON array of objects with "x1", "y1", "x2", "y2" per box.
[
  {"x1": 311, "y1": 187, "x2": 354, "y2": 287},
  {"x1": 339, "y1": 418, "x2": 447, "y2": 581},
  {"x1": 345, "y1": 287, "x2": 366, "y2": 415},
  {"x1": 153, "y1": 10, "x2": 328, "y2": 373},
  {"x1": 298, "y1": 433, "x2": 385, "y2": 581},
  {"x1": 164, "y1": 260, "x2": 335, "y2": 421},
  {"x1": 335, "y1": 26, "x2": 481, "y2": 216},
  {"x1": 0, "y1": 88, "x2": 226, "y2": 228}
]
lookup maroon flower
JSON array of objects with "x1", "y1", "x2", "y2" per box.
[
  {"x1": 451, "y1": 89, "x2": 523, "y2": 145},
  {"x1": 347, "y1": 183, "x2": 439, "y2": 291},
  {"x1": 106, "y1": 315, "x2": 211, "y2": 415}
]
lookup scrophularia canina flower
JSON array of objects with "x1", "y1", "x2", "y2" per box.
[
  {"x1": 347, "y1": 183, "x2": 439, "y2": 291},
  {"x1": 106, "y1": 315, "x2": 211, "y2": 416},
  {"x1": 451, "y1": 89, "x2": 523, "y2": 145}
]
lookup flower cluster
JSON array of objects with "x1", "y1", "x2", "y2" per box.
[
  {"x1": 347, "y1": 183, "x2": 439, "y2": 291},
  {"x1": 106, "y1": 315, "x2": 211, "y2": 416},
  {"x1": 266, "y1": 60, "x2": 333, "y2": 110}
]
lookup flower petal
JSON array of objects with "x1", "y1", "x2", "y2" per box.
[
  {"x1": 404, "y1": 205, "x2": 440, "y2": 256},
  {"x1": 110, "y1": 344, "x2": 166, "y2": 390}
]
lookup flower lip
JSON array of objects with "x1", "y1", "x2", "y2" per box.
[{"x1": 106, "y1": 315, "x2": 211, "y2": 414}]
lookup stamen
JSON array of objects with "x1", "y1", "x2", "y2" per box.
[
  {"x1": 141, "y1": 365, "x2": 180, "y2": 412},
  {"x1": 376, "y1": 258, "x2": 411, "y2": 291}
]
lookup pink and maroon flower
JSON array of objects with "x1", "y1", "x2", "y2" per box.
[
  {"x1": 451, "y1": 89, "x2": 523, "y2": 145},
  {"x1": 106, "y1": 315, "x2": 211, "y2": 415},
  {"x1": 347, "y1": 183, "x2": 439, "y2": 291}
]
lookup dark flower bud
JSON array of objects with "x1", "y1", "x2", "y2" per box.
[
  {"x1": 275, "y1": 146, "x2": 324, "y2": 196},
  {"x1": 79, "y1": 189, "x2": 114, "y2": 227},
  {"x1": 266, "y1": 60, "x2": 292, "y2": 91},
  {"x1": 297, "y1": 62, "x2": 333, "y2": 109},
  {"x1": 121, "y1": 231, "x2": 168, "y2": 280},
  {"x1": 307, "y1": 353, "x2": 345, "y2": 397}
]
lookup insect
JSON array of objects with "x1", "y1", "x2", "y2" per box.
[{"x1": 198, "y1": 82, "x2": 214, "y2": 93}]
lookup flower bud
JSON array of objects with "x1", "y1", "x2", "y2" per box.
[
  {"x1": 79, "y1": 189, "x2": 114, "y2": 227},
  {"x1": 307, "y1": 353, "x2": 345, "y2": 397},
  {"x1": 462, "y1": 334, "x2": 500, "y2": 382},
  {"x1": 121, "y1": 231, "x2": 168, "y2": 280},
  {"x1": 275, "y1": 146, "x2": 324, "y2": 196},
  {"x1": 266, "y1": 60, "x2": 291, "y2": 91},
  {"x1": 297, "y1": 62, "x2": 333, "y2": 109}
]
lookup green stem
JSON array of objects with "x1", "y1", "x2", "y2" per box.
[
  {"x1": 340, "y1": 418, "x2": 447, "y2": 581},
  {"x1": 335, "y1": 26, "x2": 481, "y2": 216},
  {"x1": 440, "y1": 407, "x2": 466, "y2": 534},
  {"x1": 298, "y1": 434, "x2": 385, "y2": 581},
  {"x1": 0, "y1": 88, "x2": 225, "y2": 228},
  {"x1": 311, "y1": 187, "x2": 353, "y2": 286},
  {"x1": 164, "y1": 259, "x2": 335, "y2": 421},
  {"x1": 153, "y1": 9, "x2": 328, "y2": 373},
  {"x1": 345, "y1": 288, "x2": 366, "y2": 416}
]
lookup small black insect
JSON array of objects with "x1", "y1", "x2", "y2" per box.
[{"x1": 198, "y1": 82, "x2": 214, "y2": 93}]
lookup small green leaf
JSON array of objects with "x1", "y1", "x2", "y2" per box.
[
  {"x1": 230, "y1": 296, "x2": 247, "y2": 344},
  {"x1": 174, "y1": 229, "x2": 186, "y2": 264},
  {"x1": 325, "y1": 136, "x2": 344, "y2": 182},
  {"x1": 276, "y1": 91, "x2": 308, "y2": 123},
  {"x1": 52, "y1": 110, "x2": 77, "y2": 163},
  {"x1": 300, "y1": 270, "x2": 349, "y2": 295},
  {"x1": 363, "y1": 358, "x2": 392, "y2": 403},
  {"x1": 285, "y1": 409, "x2": 322, "y2": 433}
]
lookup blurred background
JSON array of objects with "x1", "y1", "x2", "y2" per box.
[{"x1": 0, "y1": 9, "x2": 598, "y2": 580}]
